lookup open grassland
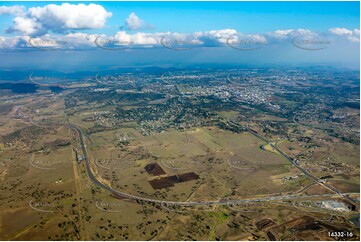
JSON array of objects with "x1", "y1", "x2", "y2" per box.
[
  {"x1": 0, "y1": 91, "x2": 359, "y2": 241},
  {"x1": 89, "y1": 126, "x2": 305, "y2": 200}
]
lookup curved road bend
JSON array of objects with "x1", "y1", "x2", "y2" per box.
[
  {"x1": 68, "y1": 123, "x2": 357, "y2": 206},
  {"x1": 228, "y1": 121, "x2": 357, "y2": 205}
]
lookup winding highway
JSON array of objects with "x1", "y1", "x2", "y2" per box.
[{"x1": 68, "y1": 122, "x2": 358, "y2": 207}]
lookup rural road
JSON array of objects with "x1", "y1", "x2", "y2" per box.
[
  {"x1": 68, "y1": 122, "x2": 358, "y2": 207},
  {"x1": 228, "y1": 120, "x2": 358, "y2": 205}
]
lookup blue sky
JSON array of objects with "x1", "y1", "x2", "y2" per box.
[
  {"x1": 100, "y1": 1, "x2": 360, "y2": 33},
  {"x1": 1, "y1": 1, "x2": 359, "y2": 35},
  {"x1": 0, "y1": 1, "x2": 359, "y2": 70}
]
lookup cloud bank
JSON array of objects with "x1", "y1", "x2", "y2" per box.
[
  {"x1": 6, "y1": 3, "x2": 112, "y2": 36},
  {"x1": 329, "y1": 27, "x2": 360, "y2": 42},
  {"x1": 2, "y1": 27, "x2": 358, "y2": 50},
  {"x1": 0, "y1": 4, "x2": 358, "y2": 50}
]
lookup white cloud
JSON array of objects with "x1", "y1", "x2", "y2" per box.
[
  {"x1": 195, "y1": 29, "x2": 238, "y2": 44},
  {"x1": 267, "y1": 29, "x2": 316, "y2": 39},
  {"x1": 0, "y1": 5, "x2": 25, "y2": 16},
  {"x1": 0, "y1": 27, "x2": 359, "y2": 50},
  {"x1": 128, "y1": 32, "x2": 160, "y2": 45},
  {"x1": 7, "y1": 3, "x2": 112, "y2": 36},
  {"x1": 60, "y1": 33, "x2": 99, "y2": 48},
  {"x1": 269, "y1": 29, "x2": 294, "y2": 38},
  {"x1": 329, "y1": 27, "x2": 360, "y2": 42},
  {"x1": 329, "y1": 27, "x2": 353, "y2": 36},
  {"x1": 0, "y1": 35, "x2": 30, "y2": 48},
  {"x1": 123, "y1": 12, "x2": 153, "y2": 30},
  {"x1": 125, "y1": 12, "x2": 144, "y2": 30},
  {"x1": 10, "y1": 16, "x2": 40, "y2": 36},
  {"x1": 0, "y1": 33, "x2": 98, "y2": 49}
]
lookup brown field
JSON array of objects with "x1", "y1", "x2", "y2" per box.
[
  {"x1": 148, "y1": 172, "x2": 200, "y2": 189},
  {"x1": 0, "y1": 94, "x2": 359, "y2": 241},
  {"x1": 145, "y1": 163, "x2": 166, "y2": 176}
]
